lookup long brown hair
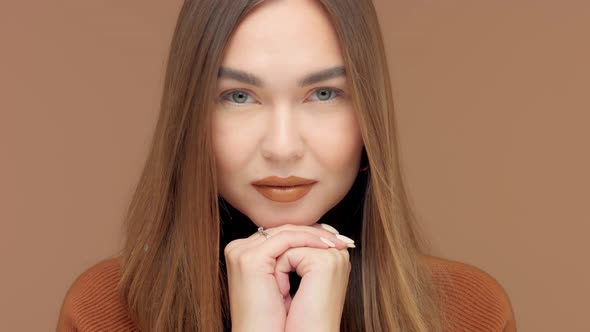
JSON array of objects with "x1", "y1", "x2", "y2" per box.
[{"x1": 117, "y1": 0, "x2": 450, "y2": 330}]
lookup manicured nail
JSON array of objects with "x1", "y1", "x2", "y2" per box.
[
  {"x1": 347, "y1": 243, "x2": 356, "y2": 248},
  {"x1": 320, "y1": 223, "x2": 339, "y2": 234},
  {"x1": 320, "y1": 237, "x2": 336, "y2": 248},
  {"x1": 335, "y1": 234, "x2": 355, "y2": 244}
]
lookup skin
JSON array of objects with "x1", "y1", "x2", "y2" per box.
[{"x1": 212, "y1": 0, "x2": 363, "y2": 331}]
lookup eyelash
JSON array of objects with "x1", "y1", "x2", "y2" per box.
[{"x1": 218, "y1": 87, "x2": 345, "y2": 106}]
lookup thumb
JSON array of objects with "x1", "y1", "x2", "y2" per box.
[{"x1": 274, "y1": 247, "x2": 314, "y2": 297}]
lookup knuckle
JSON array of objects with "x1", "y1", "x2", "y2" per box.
[
  {"x1": 341, "y1": 249, "x2": 350, "y2": 260},
  {"x1": 321, "y1": 250, "x2": 340, "y2": 268},
  {"x1": 223, "y1": 245, "x2": 235, "y2": 258},
  {"x1": 223, "y1": 248, "x2": 231, "y2": 259},
  {"x1": 224, "y1": 239, "x2": 241, "y2": 256},
  {"x1": 236, "y1": 252, "x2": 254, "y2": 268},
  {"x1": 224, "y1": 247, "x2": 237, "y2": 262},
  {"x1": 344, "y1": 255, "x2": 352, "y2": 271},
  {"x1": 320, "y1": 249, "x2": 351, "y2": 271},
  {"x1": 224, "y1": 239, "x2": 248, "y2": 261},
  {"x1": 343, "y1": 254, "x2": 351, "y2": 271}
]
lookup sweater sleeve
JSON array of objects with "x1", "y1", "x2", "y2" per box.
[
  {"x1": 55, "y1": 258, "x2": 139, "y2": 332},
  {"x1": 56, "y1": 265, "x2": 88, "y2": 332},
  {"x1": 456, "y1": 260, "x2": 517, "y2": 331},
  {"x1": 425, "y1": 255, "x2": 517, "y2": 331},
  {"x1": 504, "y1": 318, "x2": 517, "y2": 332},
  {"x1": 503, "y1": 305, "x2": 517, "y2": 331},
  {"x1": 56, "y1": 292, "x2": 78, "y2": 331},
  {"x1": 494, "y1": 268, "x2": 517, "y2": 332}
]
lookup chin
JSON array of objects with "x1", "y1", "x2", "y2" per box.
[{"x1": 247, "y1": 207, "x2": 325, "y2": 229}]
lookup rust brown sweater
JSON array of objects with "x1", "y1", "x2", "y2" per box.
[{"x1": 56, "y1": 255, "x2": 516, "y2": 331}]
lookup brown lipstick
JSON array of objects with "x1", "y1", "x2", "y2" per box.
[{"x1": 252, "y1": 176, "x2": 316, "y2": 203}]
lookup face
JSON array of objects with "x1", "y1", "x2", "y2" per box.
[{"x1": 212, "y1": 0, "x2": 364, "y2": 228}]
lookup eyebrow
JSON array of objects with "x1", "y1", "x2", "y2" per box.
[{"x1": 218, "y1": 66, "x2": 346, "y2": 88}]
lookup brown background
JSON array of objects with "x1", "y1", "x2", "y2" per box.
[{"x1": 1, "y1": 1, "x2": 588, "y2": 331}]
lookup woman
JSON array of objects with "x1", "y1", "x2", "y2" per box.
[{"x1": 57, "y1": 0, "x2": 516, "y2": 331}]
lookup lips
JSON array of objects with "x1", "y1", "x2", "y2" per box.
[{"x1": 252, "y1": 176, "x2": 317, "y2": 203}]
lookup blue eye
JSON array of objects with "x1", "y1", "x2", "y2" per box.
[
  {"x1": 309, "y1": 88, "x2": 343, "y2": 103},
  {"x1": 221, "y1": 90, "x2": 255, "y2": 105},
  {"x1": 218, "y1": 87, "x2": 344, "y2": 106}
]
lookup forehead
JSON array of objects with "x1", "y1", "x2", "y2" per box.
[{"x1": 220, "y1": 0, "x2": 344, "y2": 72}]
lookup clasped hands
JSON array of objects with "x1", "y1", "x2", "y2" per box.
[{"x1": 224, "y1": 223, "x2": 354, "y2": 332}]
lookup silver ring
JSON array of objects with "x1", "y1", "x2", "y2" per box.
[{"x1": 258, "y1": 226, "x2": 271, "y2": 239}]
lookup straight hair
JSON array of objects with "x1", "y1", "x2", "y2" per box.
[{"x1": 118, "y1": 0, "x2": 450, "y2": 330}]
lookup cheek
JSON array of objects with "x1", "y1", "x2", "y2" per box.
[
  {"x1": 305, "y1": 111, "x2": 363, "y2": 168},
  {"x1": 212, "y1": 114, "x2": 256, "y2": 173},
  {"x1": 213, "y1": 115, "x2": 250, "y2": 200}
]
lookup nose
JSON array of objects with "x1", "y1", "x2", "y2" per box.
[{"x1": 260, "y1": 103, "x2": 304, "y2": 163}]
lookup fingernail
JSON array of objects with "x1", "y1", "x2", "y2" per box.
[
  {"x1": 347, "y1": 243, "x2": 356, "y2": 248},
  {"x1": 319, "y1": 223, "x2": 339, "y2": 234},
  {"x1": 320, "y1": 237, "x2": 336, "y2": 248},
  {"x1": 335, "y1": 234, "x2": 355, "y2": 244}
]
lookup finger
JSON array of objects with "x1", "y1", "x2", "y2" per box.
[
  {"x1": 223, "y1": 238, "x2": 248, "y2": 257},
  {"x1": 311, "y1": 223, "x2": 356, "y2": 248},
  {"x1": 231, "y1": 226, "x2": 275, "y2": 249},
  {"x1": 275, "y1": 246, "x2": 350, "y2": 301},
  {"x1": 275, "y1": 247, "x2": 350, "y2": 285},
  {"x1": 263, "y1": 224, "x2": 350, "y2": 249},
  {"x1": 236, "y1": 223, "x2": 352, "y2": 252},
  {"x1": 274, "y1": 247, "x2": 313, "y2": 298},
  {"x1": 274, "y1": 246, "x2": 341, "y2": 284},
  {"x1": 312, "y1": 223, "x2": 340, "y2": 235},
  {"x1": 256, "y1": 230, "x2": 333, "y2": 259}
]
